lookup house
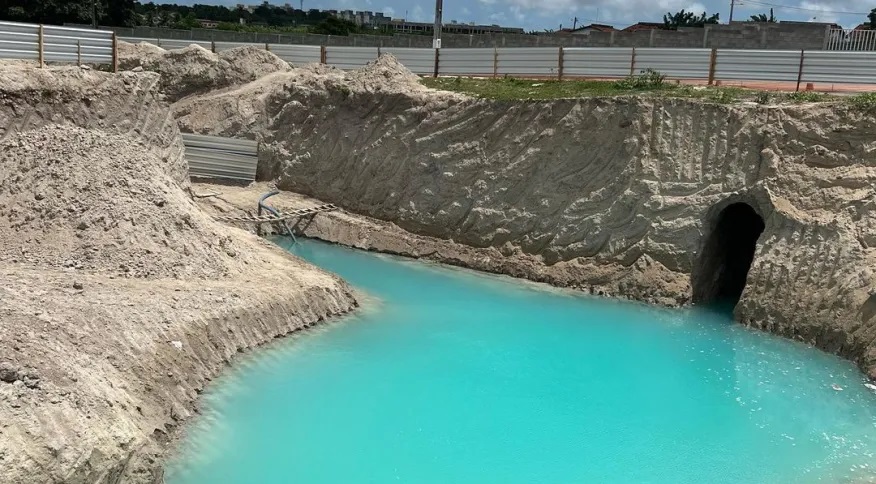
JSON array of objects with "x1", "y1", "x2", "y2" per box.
[
  {"x1": 562, "y1": 23, "x2": 616, "y2": 34},
  {"x1": 622, "y1": 22, "x2": 664, "y2": 32},
  {"x1": 197, "y1": 19, "x2": 220, "y2": 29}
]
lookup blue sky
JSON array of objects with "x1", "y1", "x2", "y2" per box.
[{"x1": 163, "y1": 0, "x2": 871, "y2": 29}]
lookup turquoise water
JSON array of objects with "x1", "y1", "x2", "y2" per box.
[{"x1": 168, "y1": 239, "x2": 876, "y2": 483}]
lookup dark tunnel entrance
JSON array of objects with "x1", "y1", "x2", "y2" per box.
[{"x1": 692, "y1": 202, "x2": 765, "y2": 308}]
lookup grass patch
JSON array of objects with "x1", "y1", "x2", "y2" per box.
[
  {"x1": 421, "y1": 73, "x2": 845, "y2": 106},
  {"x1": 848, "y1": 92, "x2": 876, "y2": 111}
]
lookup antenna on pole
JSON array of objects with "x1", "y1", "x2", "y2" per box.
[
  {"x1": 729, "y1": 0, "x2": 735, "y2": 23},
  {"x1": 572, "y1": 16, "x2": 579, "y2": 29}
]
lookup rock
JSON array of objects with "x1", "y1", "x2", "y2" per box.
[
  {"x1": 0, "y1": 363, "x2": 19, "y2": 383},
  {"x1": 132, "y1": 66, "x2": 144, "y2": 72},
  {"x1": 72, "y1": 281, "x2": 84, "y2": 290},
  {"x1": 170, "y1": 340, "x2": 183, "y2": 350},
  {"x1": 79, "y1": 65, "x2": 91, "y2": 70}
]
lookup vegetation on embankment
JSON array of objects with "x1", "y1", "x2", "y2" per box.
[{"x1": 421, "y1": 70, "x2": 876, "y2": 109}]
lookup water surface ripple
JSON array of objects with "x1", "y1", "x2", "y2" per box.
[{"x1": 168, "y1": 239, "x2": 876, "y2": 483}]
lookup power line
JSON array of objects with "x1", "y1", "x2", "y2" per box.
[{"x1": 740, "y1": 0, "x2": 868, "y2": 16}]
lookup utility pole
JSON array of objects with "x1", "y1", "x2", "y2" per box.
[
  {"x1": 433, "y1": 0, "x2": 443, "y2": 49},
  {"x1": 92, "y1": 0, "x2": 98, "y2": 29},
  {"x1": 572, "y1": 16, "x2": 579, "y2": 30},
  {"x1": 729, "y1": 0, "x2": 735, "y2": 23}
]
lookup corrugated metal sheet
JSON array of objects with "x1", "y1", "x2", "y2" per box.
[
  {"x1": 0, "y1": 21, "x2": 113, "y2": 63},
  {"x1": 497, "y1": 47, "x2": 559, "y2": 77},
  {"x1": 268, "y1": 44, "x2": 321, "y2": 65},
  {"x1": 562, "y1": 48, "x2": 634, "y2": 78},
  {"x1": 633, "y1": 48, "x2": 711, "y2": 80},
  {"x1": 801, "y1": 51, "x2": 876, "y2": 84},
  {"x1": 438, "y1": 48, "x2": 495, "y2": 76},
  {"x1": 182, "y1": 133, "x2": 258, "y2": 182},
  {"x1": 325, "y1": 46, "x2": 378, "y2": 69},
  {"x1": 380, "y1": 48, "x2": 434, "y2": 75},
  {"x1": 714, "y1": 49, "x2": 801, "y2": 82}
]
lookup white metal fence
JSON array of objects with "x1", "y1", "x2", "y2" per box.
[
  {"x1": 826, "y1": 28, "x2": 876, "y2": 51},
  {"x1": 0, "y1": 21, "x2": 115, "y2": 66},
  {"x1": 182, "y1": 133, "x2": 259, "y2": 182},
  {"x1": 0, "y1": 20, "x2": 874, "y2": 88}
]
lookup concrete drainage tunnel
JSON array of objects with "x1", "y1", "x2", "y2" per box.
[{"x1": 692, "y1": 202, "x2": 766, "y2": 309}]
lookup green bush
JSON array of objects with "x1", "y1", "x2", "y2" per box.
[
  {"x1": 612, "y1": 69, "x2": 668, "y2": 90},
  {"x1": 754, "y1": 91, "x2": 771, "y2": 105},
  {"x1": 848, "y1": 92, "x2": 876, "y2": 110},
  {"x1": 786, "y1": 91, "x2": 827, "y2": 103}
]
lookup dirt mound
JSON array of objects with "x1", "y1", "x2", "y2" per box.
[
  {"x1": 0, "y1": 124, "x2": 259, "y2": 279},
  {"x1": 117, "y1": 41, "x2": 165, "y2": 70},
  {"x1": 345, "y1": 54, "x2": 425, "y2": 93},
  {"x1": 218, "y1": 45, "x2": 291, "y2": 77},
  {"x1": 117, "y1": 42, "x2": 291, "y2": 101}
]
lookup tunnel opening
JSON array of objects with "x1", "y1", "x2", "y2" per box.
[{"x1": 692, "y1": 202, "x2": 765, "y2": 310}]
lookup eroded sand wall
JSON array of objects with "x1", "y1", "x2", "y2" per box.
[
  {"x1": 175, "y1": 63, "x2": 876, "y2": 378},
  {"x1": 0, "y1": 64, "x2": 357, "y2": 483}
]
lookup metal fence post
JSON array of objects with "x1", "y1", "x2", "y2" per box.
[
  {"x1": 707, "y1": 48, "x2": 717, "y2": 85},
  {"x1": 629, "y1": 47, "x2": 636, "y2": 76},
  {"x1": 795, "y1": 49, "x2": 805, "y2": 92},
  {"x1": 493, "y1": 47, "x2": 498, "y2": 78},
  {"x1": 77, "y1": 40, "x2": 81, "y2": 65},
  {"x1": 112, "y1": 33, "x2": 118, "y2": 72},
  {"x1": 211, "y1": 40, "x2": 216, "y2": 53},
  {"x1": 38, "y1": 25, "x2": 44, "y2": 67},
  {"x1": 557, "y1": 47, "x2": 564, "y2": 80},
  {"x1": 320, "y1": 45, "x2": 327, "y2": 64},
  {"x1": 433, "y1": 48, "x2": 439, "y2": 77}
]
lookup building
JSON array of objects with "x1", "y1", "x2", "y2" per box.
[
  {"x1": 198, "y1": 19, "x2": 220, "y2": 29},
  {"x1": 561, "y1": 23, "x2": 616, "y2": 34},
  {"x1": 622, "y1": 22, "x2": 664, "y2": 32},
  {"x1": 388, "y1": 19, "x2": 524, "y2": 35}
]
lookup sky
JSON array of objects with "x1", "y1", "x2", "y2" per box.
[{"x1": 163, "y1": 0, "x2": 872, "y2": 30}]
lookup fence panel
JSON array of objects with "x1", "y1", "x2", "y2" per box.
[
  {"x1": 0, "y1": 21, "x2": 39, "y2": 60},
  {"x1": 634, "y1": 48, "x2": 711, "y2": 80},
  {"x1": 380, "y1": 47, "x2": 434, "y2": 75},
  {"x1": 802, "y1": 51, "x2": 876, "y2": 84},
  {"x1": 714, "y1": 49, "x2": 800, "y2": 82},
  {"x1": 562, "y1": 47, "x2": 634, "y2": 78},
  {"x1": 182, "y1": 133, "x2": 258, "y2": 182},
  {"x1": 496, "y1": 47, "x2": 559, "y2": 77},
  {"x1": 42, "y1": 25, "x2": 113, "y2": 63},
  {"x1": 268, "y1": 44, "x2": 321, "y2": 65},
  {"x1": 826, "y1": 29, "x2": 876, "y2": 51},
  {"x1": 437, "y1": 48, "x2": 495, "y2": 76},
  {"x1": 325, "y1": 46, "x2": 378, "y2": 69}
]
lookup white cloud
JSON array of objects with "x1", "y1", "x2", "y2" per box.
[
  {"x1": 383, "y1": 6, "x2": 396, "y2": 18},
  {"x1": 411, "y1": 5, "x2": 428, "y2": 22}
]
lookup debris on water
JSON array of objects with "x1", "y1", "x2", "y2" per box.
[
  {"x1": 864, "y1": 383, "x2": 876, "y2": 392},
  {"x1": 831, "y1": 383, "x2": 843, "y2": 391}
]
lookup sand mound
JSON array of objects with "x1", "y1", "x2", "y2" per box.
[
  {"x1": 344, "y1": 54, "x2": 425, "y2": 93},
  {"x1": 117, "y1": 42, "x2": 291, "y2": 101},
  {"x1": 219, "y1": 45, "x2": 291, "y2": 78},
  {"x1": 117, "y1": 41, "x2": 165, "y2": 70},
  {"x1": 0, "y1": 124, "x2": 260, "y2": 279}
]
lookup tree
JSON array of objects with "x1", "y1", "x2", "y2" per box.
[
  {"x1": 869, "y1": 8, "x2": 876, "y2": 29},
  {"x1": 309, "y1": 17, "x2": 358, "y2": 35},
  {"x1": 663, "y1": 9, "x2": 720, "y2": 30},
  {"x1": 750, "y1": 8, "x2": 777, "y2": 22}
]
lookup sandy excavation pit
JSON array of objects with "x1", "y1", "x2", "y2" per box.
[{"x1": 2, "y1": 41, "x2": 876, "y2": 482}]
